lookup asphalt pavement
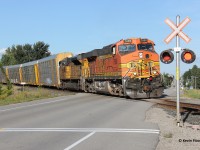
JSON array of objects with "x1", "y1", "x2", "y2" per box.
[{"x1": 0, "y1": 93, "x2": 159, "y2": 150}]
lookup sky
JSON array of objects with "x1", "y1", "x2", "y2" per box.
[{"x1": 0, "y1": 0, "x2": 200, "y2": 75}]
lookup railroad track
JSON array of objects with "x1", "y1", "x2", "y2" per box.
[{"x1": 144, "y1": 98, "x2": 200, "y2": 111}]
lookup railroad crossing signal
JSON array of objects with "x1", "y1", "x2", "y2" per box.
[
  {"x1": 181, "y1": 49, "x2": 196, "y2": 64},
  {"x1": 164, "y1": 17, "x2": 191, "y2": 44},
  {"x1": 161, "y1": 15, "x2": 196, "y2": 127},
  {"x1": 161, "y1": 16, "x2": 195, "y2": 64},
  {"x1": 160, "y1": 48, "x2": 196, "y2": 64},
  {"x1": 160, "y1": 49, "x2": 174, "y2": 64}
]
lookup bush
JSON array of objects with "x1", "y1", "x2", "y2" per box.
[
  {"x1": 184, "y1": 89, "x2": 200, "y2": 99},
  {"x1": 0, "y1": 84, "x2": 3, "y2": 95}
]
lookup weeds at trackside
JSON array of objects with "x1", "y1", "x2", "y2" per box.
[
  {"x1": 163, "y1": 132, "x2": 173, "y2": 138},
  {"x1": 0, "y1": 85, "x2": 74, "y2": 106},
  {"x1": 183, "y1": 89, "x2": 200, "y2": 99}
]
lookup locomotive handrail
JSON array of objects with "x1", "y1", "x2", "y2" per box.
[{"x1": 123, "y1": 67, "x2": 135, "y2": 78}]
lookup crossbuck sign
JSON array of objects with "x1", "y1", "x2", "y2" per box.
[{"x1": 164, "y1": 17, "x2": 191, "y2": 44}]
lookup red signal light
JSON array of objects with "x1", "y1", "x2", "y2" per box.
[
  {"x1": 160, "y1": 50, "x2": 174, "y2": 64},
  {"x1": 181, "y1": 49, "x2": 196, "y2": 64}
]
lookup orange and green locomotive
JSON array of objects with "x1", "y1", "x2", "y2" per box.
[{"x1": 59, "y1": 38, "x2": 164, "y2": 98}]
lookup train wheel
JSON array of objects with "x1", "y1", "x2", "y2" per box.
[
  {"x1": 88, "y1": 83, "x2": 95, "y2": 93},
  {"x1": 118, "y1": 86, "x2": 124, "y2": 97},
  {"x1": 146, "y1": 92, "x2": 150, "y2": 99},
  {"x1": 84, "y1": 83, "x2": 90, "y2": 92}
]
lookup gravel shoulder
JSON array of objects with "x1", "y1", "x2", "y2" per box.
[{"x1": 146, "y1": 105, "x2": 200, "y2": 150}]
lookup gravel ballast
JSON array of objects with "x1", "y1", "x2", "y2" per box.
[{"x1": 146, "y1": 105, "x2": 200, "y2": 150}]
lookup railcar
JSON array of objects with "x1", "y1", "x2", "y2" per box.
[
  {"x1": 21, "y1": 60, "x2": 38, "y2": 85},
  {"x1": 6, "y1": 64, "x2": 22, "y2": 84},
  {"x1": 37, "y1": 53, "x2": 72, "y2": 87},
  {"x1": 0, "y1": 52, "x2": 72, "y2": 87},
  {"x1": 60, "y1": 38, "x2": 164, "y2": 98},
  {"x1": 0, "y1": 66, "x2": 8, "y2": 83}
]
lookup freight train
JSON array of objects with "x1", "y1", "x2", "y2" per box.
[{"x1": 0, "y1": 38, "x2": 164, "y2": 98}]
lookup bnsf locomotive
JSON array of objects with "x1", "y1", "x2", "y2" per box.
[
  {"x1": 59, "y1": 38, "x2": 164, "y2": 98},
  {"x1": 0, "y1": 38, "x2": 164, "y2": 98}
]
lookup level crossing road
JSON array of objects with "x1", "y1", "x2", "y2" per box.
[{"x1": 0, "y1": 93, "x2": 159, "y2": 150}]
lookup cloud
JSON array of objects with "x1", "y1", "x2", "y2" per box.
[{"x1": 0, "y1": 48, "x2": 7, "y2": 58}]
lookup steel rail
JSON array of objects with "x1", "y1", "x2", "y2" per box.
[{"x1": 144, "y1": 98, "x2": 200, "y2": 111}]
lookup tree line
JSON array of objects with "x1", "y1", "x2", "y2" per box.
[
  {"x1": 182, "y1": 65, "x2": 200, "y2": 89},
  {"x1": 162, "y1": 73, "x2": 174, "y2": 88},
  {"x1": 0, "y1": 41, "x2": 51, "y2": 66},
  {"x1": 162, "y1": 65, "x2": 200, "y2": 89}
]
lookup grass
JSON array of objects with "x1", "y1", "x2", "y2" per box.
[
  {"x1": 0, "y1": 85, "x2": 74, "y2": 106},
  {"x1": 163, "y1": 132, "x2": 173, "y2": 138},
  {"x1": 183, "y1": 89, "x2": 200, "y2": 99},
  {"x1": 0, "y1": 84, "x2": 12, "y2": 100}
]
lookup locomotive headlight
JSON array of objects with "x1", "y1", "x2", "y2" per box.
[
  {"x1": 139, "y1": 52, "x2": 143, "y2": 58},
  {"x1": 153, "y1": 71, "x2": 157, "y2": 74},
  {"x1": 133, "y1": 72, "x2": 137, "y2": 76}
]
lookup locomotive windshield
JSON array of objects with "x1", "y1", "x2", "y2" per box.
[
  {"x1": 119, "y1": 44, "x2": 136, "y2": 55},
  {"x1": 137, "y1": 44, "x2": 154, "y2": 51}
]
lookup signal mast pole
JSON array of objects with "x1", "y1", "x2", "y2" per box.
[
  {"x1": 176, "y1": 15, "x2": 181, "y2": 126},
  {"x1": 163, "y1": 15, "x2": 195, "y2": 127}
]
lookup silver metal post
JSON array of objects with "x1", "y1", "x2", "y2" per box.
[{"x1": 176, "y1": 15, "x2": 181, "y2": 126}]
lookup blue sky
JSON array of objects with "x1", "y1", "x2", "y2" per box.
[{"x1": 0, "y1": 0, "x2": 199, "y2": 75}]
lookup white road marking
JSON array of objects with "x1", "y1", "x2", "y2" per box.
[
  {"x1": 0, "y1": 98, "x2": 67, "y2": 112},
  {"x1": 0, "y1": 128, "x2": 159, "y2": 150},
  {"x1": 0, "y1": 128, "x2": 160, "y2": 134},
  {"x1": 64, "y1": 131, "x2": 95, "y2": 150}
]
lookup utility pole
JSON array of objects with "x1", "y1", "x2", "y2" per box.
[{"x1": 191, "y1": 76, "x2": 198, "y2": 89}]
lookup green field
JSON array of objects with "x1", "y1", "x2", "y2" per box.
[
  {"x1": 0, "y1": 85, "x2": 74, "y2": 106},
  {"x1": 184, "y1": 89, "x2": 200, "y2": 99}
]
